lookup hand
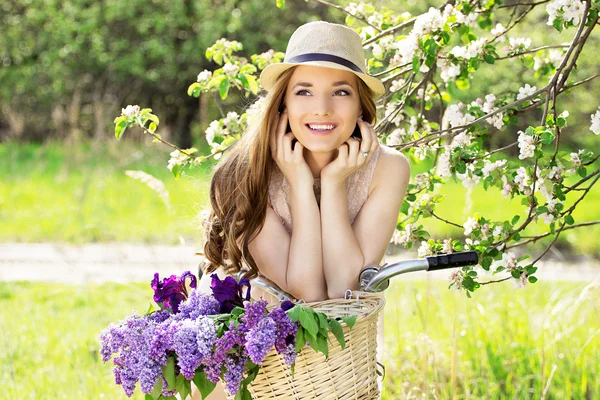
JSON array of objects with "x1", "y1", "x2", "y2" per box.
[
  {"x1": 270, "y1": 109, "x2": 314, "y2": 189},
  {"x1": 320, "y1": 117, "x2": 379, "y2": 185}
]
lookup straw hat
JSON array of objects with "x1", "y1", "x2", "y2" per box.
[{"x1": 259, "y1": 21, "x2": 386, "y2": 99}]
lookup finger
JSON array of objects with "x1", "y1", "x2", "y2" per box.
[
  {"x1": 357, "y1": 118, "x2": 372, "y2": 154},
  {"x1": 347, "y1": 137, "x2": 360, "y2": 162},
  {"x1": 369, "y1": 122, "x2": 379, "y2": 152},
  {"x1": 337, "y1": 142, "x2": 349, "y2": 163},
  {"x1": 292, "y1": 139, "x2": 304, "y2": 163},
  {"x1": 282, "y1": 132, "x2": 295, "y2": 161}
]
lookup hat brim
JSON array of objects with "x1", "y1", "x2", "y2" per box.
[{"x1": 259, "y1": 62, "x2": 386, "y2": 99}]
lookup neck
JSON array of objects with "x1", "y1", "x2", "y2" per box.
[{"x1": 304, "y1": 149, "x2": 336, "y2": 179}]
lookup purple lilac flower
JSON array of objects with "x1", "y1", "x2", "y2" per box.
[
  {"x1": 282, "y1": 343, "x2": 297, "y2": 366},
  {"x1": 172, "y1": 317, "x2": 217, "y2": 379},
  {"x1": 223, "y1": 353, "x2": 248, "y2": 396},
  {"x1": 268, "y1": 307, "x2": 298, "y2": 364},
  {"x1": 177, "y1": 288, "x2": 220, "y2": 320},
  {"x1": 204, "y1": 323, "x2": 245, "y2": 383},
  {"x1": 149, "y1": 317, "x2": 179, "y2": 365},
  {"x1": 139, "y1": 362, "x2": 163, "y2": 394},
  {"x1": 152, "y1": 271, "x2": 197, "y2": 313},
  {"x1": 100, "y1": 311, "x2": 168, "y2": 396},
  {"x1": 241, "y1": 299, "x2": 268, "y2": 329},
  {"x1": 280, "y1": 300, "x2": 295, "y2": 311},
  {"x1": 245, "y1": 317, "x2": 277, "y2": 365},
  {"x1": 210, "y1": 274, "x2": 251, "y2": 313}
]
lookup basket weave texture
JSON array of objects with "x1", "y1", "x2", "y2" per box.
[{"x1": 224, "y1": 292, "x2": 385, "y2": 400}]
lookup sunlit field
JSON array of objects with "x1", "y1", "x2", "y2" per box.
[{"x1": 0, "y1": 279, "x2": 597, "y2": 399}]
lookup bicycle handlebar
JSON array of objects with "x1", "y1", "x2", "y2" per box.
[
  {"x1": 360, "y1": 251, "x2": 479, "y2": 292},
  {"x1": 204, "y1": 251, "x2": 479, "y2": 301}
]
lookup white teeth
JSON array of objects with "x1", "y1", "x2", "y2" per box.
[{"x1": 308, "y1": 124, "x2": 335, "y2": 130}]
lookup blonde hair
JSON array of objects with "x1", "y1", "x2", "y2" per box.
[{"x1": 202, "y1": 66, "x2": 378, "y2": 279}]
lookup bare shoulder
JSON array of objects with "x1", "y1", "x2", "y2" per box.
[{"x1": 372, "y1": 144, "x2": 410, "y2": 190}]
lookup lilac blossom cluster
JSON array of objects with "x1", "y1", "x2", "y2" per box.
[{"x1": 100, "y1": 272, "x2": 301, "y2": 398}]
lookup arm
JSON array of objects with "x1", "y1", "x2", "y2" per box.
[
  {"x1": 248, "y1": 109, "x2": 327, "y2": 302},
  {"x1": 321, "y1": 151, "x2": 410, "y2": 298},
  {"x1": 247, "y1": 189, "x2": 326, "y2": 302}
]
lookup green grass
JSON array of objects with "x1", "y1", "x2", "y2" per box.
[
  {"x1": 0, "y1": 280, "x2": 597, "y2": 399},
  {"x1": 1, "y1": 140, "x2": 599, "y2": 255}
]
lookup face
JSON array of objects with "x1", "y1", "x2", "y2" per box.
[{"x1": 283, "y1": 65, "x2": 362, "y2": 153}]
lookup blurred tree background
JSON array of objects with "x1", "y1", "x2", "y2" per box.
[{"x1": 0, "y1": 0, "x2": 598, "y2": 254}]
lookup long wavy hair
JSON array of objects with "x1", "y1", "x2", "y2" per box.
[{"x1": 201, "y1": 66, "x2": 378, "y2": 279}]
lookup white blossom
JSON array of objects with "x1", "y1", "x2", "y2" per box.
[
  {"x1": 517, "y1": 84, "x2": 537, "y2": 100},
  {"x1": 390, "y1": 79, "x2": 406, "y2": 93},
  {"x1": 121, "y1": 105, "x2": 140, "y2": 118},
  {"x1": 197, "y1": 70, "x2": 212, "y2": 82},
  {"x1": 205, "y1": 120, "x2": 223, "y2": 144},
  {"x1": 514, "y1": 167, "x2": 533, "y2": 195},
  {"x1": 222, "y1": 62, "x2": 239, "y2": 76},
  {"x1": 590, "y1": 107, "x2": 600, "y2": 135},
  {"x1": 418, "y1": 241, "x2": 434, "y2": 258},
  {"x1": 393, "y1": 34, "x2": 419, "y2": 64},
  {"x1": 482, "y1": 159, "x2": 507, "y2": 177},
  {"x1": 491, "y1": 23, "x2": 506, "y2": 37},
  {"x1": 437, "y1": 149, "x2": 452, "y2": 177},
  {"x1": 167, "y1": 149, "x2": 188, "y2": 172},
  {"x1": 449, "y1": 38, "x2": 487, "y2": 59},
  {"x1": 442, "y1": 239, "x2": 453, "y2": 254},
  {"x1": 492, "y1": 251, "x2": 519, "y2": 272},
  {"x1": 449, "y1": 270, "x2": 464, "y2": 289},
  {"x1": 508, "y1": 37, "x2": 532, "y2": 53},
  {"x1": 517, "y1": 131, "x2": 536, "y2": 160},
  {"x1": 412, "y1": 7, "x2": 445, "y2": 37},
  {"x1": 513, "y1": 272, "x2": 528, "y2": 289},
  {"x1": 463, "y1": 217, "x2": 479, "y2": 236}
]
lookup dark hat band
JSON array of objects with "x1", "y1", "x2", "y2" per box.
[{"x1": 286, "y1": 53, "x2": 364, "y2": 74}]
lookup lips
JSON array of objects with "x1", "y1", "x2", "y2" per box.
[{"x1": 305, "y1": 124, "x2": 337, "y2": 135}]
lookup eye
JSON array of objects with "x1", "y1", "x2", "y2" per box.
[{"x1": 294, "y1": 89, "x2": 352, "y2": 96}]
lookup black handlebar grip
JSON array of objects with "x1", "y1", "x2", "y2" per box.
[{"x1": 426, "y1": 251, "x2": 479, "y2": 271}]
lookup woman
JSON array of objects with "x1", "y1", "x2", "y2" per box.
[{"x1": 195, "y1": 21, "x2": 410, "y2": 399}]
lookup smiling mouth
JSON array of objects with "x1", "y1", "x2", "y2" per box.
[{"x1": 305, "y1": 124, "x2": 337, "y2": 135}]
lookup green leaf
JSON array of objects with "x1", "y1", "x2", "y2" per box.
[
  {"x1": 564, "y1": 215, "x2": 574, "y2": 225},
  {"x1": 316, "y1": 334, "x2": 329, "y2": 358},
  {"x1": 528, "y1": 276, "x2": 538, "y2": 283},
  {"x1": 149, "y1": 122, "x2": 157, "y2": 132},
  {"x1": 287, "y1": 305, "x2": 301, "y2": 322},
  {"x1": 176, "y1": 373, "x2": 191, "y2": 400},
  {"x1": 484, "y1": 54, "x2": 495, "y2": 64},
  {"x1": 150, "y1": 377, "x2": 163, "y2": 399},
  {"x1": 316, "y1": 312, "x2": 330, "y2": 330},
  {"x1": 295, "y1": 327, "x2": 306, "y2": 352},
  {"x1": 540, "y1": 131, "x2": 555, "y2": 145},
  {"x1": 115, "y1": 121, "x2": 128, "y2": 140},
  {"x1": 341, "y1": 315, "x2": 357, "y2": 328},
  {"x1": 511, "y1": 215, "x2": 520, "y2": 225},
  {"x1": 556, "y1": 117, "x2": 566, "y2": 127},
  {"x1": 276, "y1": 0, "x2": 285, "y2": 9},
  {"x1": 193, "y1": 370, "x2": 217, "y2": 399},
  {"x1": 456, "y1": 78, "x2": 470, "y2": 90},
  {"x1": 299, "y1": 307, "x2": 319, "y2": 337},
  {"x1": 412, "y1": 56, "x2": 420, "y2": 73},
  {"x1": 577, "y1": 166, "x2": 587, "y2": 178},
  {"x1": 163, "y1": 357, "x2": 176, "y2": 390},
  {"x1": 329, "y1": 318, "x2": 346, "y2": 349},
  {"x1": 219, "y1": 78, "x2": 230, "y2": 100},
  {"x1": 171, "y1": 163, "x2": 184, "y2": 179}
]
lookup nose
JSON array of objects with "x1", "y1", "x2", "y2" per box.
[{"x1": 312, "y1": 95, "x2": 333, "y2": 116}]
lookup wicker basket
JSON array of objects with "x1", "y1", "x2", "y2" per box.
[{"x1": 223, "y1": 291, "x2": 385, "y2": 400}]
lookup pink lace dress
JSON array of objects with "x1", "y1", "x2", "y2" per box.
[{"x1": 268, "y1": 144, "x2": 385, "y2": 233}]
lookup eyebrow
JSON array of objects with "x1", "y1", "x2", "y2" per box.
[{"x1": 292, "y1": 80, "x2": 354, "y2": 90}]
